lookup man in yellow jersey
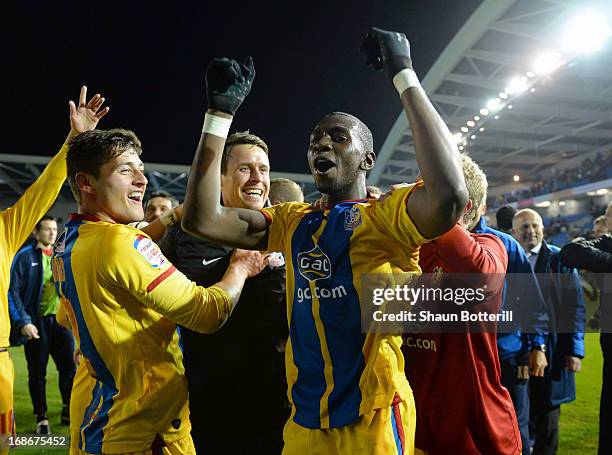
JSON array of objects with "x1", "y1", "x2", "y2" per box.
[
  {"x1": 55, "y1": 126, "x2": 267, "y2": 454},
  {"x1": 0, "y1": 86, "x2": 109, "y2": 453},
  {"x1": 55, "y1": 215, "x2": 181, "y2": 454},
  {"x1": 180, "y1": 28, "x2": 468, "y2": 455}
]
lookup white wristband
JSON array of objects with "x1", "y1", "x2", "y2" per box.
[
  {"x1": 392, "y1": 68, "x2": 421, "y2": 96},
  {"x1": 202, "y1": 113, "x2": 232, "y2": 139}
]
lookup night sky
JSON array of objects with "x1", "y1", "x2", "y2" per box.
[{"x1": 2, "y1": 0, "x2": 481, "y2": 174}]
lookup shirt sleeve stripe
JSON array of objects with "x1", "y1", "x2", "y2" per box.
[
  {"x1": 260, "y1": 209, "x2": 272, "y2": 224},
  {"x1": 146, "y1": 266, "x2": 177, "y2": 293}
]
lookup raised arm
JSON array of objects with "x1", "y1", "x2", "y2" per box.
[
  {"x1": 559, "y1": 235, "x2": 612, "y2": 272},
  {"x1": 181, "y1": 57, "x2": 269, "y2": 250},
  {"x1": 2, "y1": 86, "x2": 109, "y2": 254},
  {"x1": 361, "y1": 28, "x2": 468, "y2": 238}
]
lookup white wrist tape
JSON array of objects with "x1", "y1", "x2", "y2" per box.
[
  {"x1": 160, "y1": 208, "x2": 177, "y2": 227},
  {"x1": 392, "y1": 68, "x2": 421, "y2": 96},
  {"x1": 202, "y1": 113, "x2": 232, "y2": 139}
]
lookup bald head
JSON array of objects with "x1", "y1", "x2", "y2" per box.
[
  {"x1": 320, "y1": 112, "x2": 374, "y2": 153},
  {"x1": 513, "y1": 208, "x2": 544, "y2": 252},
  {"x1": 269, "y1": 178, "x2": 304, "y2": 204}
]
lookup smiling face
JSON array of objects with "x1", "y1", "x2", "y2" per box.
[
  {"x1": 77, "y1": 148, "x2": 148, "y2": 224},
  {"x1": 221, "y1": 144, "x2": 270, "y2": 210},
  {"x1": 513, "y1": 210, "x2": 544, "y2": 252},
  {"x1": 308, "y1": 113, "x2": 374, "y2": 200}
]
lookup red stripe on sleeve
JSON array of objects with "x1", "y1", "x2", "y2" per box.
[
  {"x1": 260, "y1": 209, "x2": 272, "y2": 224},
  {"x1": 146, "y1": 266, "x2": 177, "y2": 293},
  {"x1": 392, "y1": 394, "x2": 406, "y2": 454}
]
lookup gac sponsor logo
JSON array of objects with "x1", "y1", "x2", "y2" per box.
[
  {"x1": 404, "y1": 336, "x2": 437, "y2": 352},
  {"x1": 297, "y1": 245, "x2": 331, "y2": 282},
  {"x1": 297, "y1": 285, "x2": 348, "y2": 303}
]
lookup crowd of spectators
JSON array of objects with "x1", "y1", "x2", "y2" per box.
[{"x1": 488, "y1": 150, "x2": 612, "y2": 210}]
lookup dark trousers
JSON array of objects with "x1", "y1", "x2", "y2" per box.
[
  {"x1": 501, "y1": 357, "x2": 530, "y2": 454},
  {"x1": 600, "y1": 333, "x2": 612, "y2": 455},
  {"x1": 529, "y1": 376, "x2": 560, "y2": 455},
  {"x1": 23, "y1": 315, "x2": 75, "y2": 420}
]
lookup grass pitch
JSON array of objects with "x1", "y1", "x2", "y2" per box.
[{"x1": 8, "y1": 333, "x2": 603, "y2": 454}]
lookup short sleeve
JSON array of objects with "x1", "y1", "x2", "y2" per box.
[
  {"x1": 372, "y1": 183, "x2": 430, "y2": 250},
  {"x1": 260, "y1": 202, "x2": 304, "y2": 253}
]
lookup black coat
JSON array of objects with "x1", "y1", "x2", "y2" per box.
[{"x1": 158, "y1": 225, "x2": 289, "y2": 450}]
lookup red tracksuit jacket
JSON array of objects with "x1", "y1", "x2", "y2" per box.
[{"x1": 404, "y1": 224, "x2": 522, "y2": 455}]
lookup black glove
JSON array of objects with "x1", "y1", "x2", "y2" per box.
[
  {"x1": 205, "y1": 56, "x2": 255, "y2": 115},
  {"x1": 360, "y1": 27, "x2": 413, "y2": 79}
]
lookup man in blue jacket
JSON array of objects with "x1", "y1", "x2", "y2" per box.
[
  {"x1": 513, "y1": 209, "x2": 585, "y2": 454},
  {"x1": 8, "y1": 215, "x2": 75, "y2": 434},
  {"x1": 472, "y1": 212, "x2": 549, "y2": 452}
]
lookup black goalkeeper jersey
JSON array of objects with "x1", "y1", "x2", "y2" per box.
[{"x1": 159, "y1": 225, "x2": 289, "y2": 454}]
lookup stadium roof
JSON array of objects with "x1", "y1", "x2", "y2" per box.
[
  {"x1": 2, "y1": 0, "x2": 611, "y2": 203},
  {"x1": 371, "y1": 0, "x2": 612, "y2": 192}
]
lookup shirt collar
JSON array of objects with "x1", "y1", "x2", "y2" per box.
[{"x1": 529, "y1": 241, "x2": 543, "y2": 256}]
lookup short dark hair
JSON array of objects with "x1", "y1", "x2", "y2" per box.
[
  {"x1": 496, "y1": 205, "x2": 516, "y2": 231},
  {"x1": 35, "y1": 215, "x2": 56, "y2": 231},
  {"x1": 67, "y1": 129, "x2": 142, "y2": 203},
  {"x1": 321, "y1": 112, "x2": 374, "y2": 152},
  {"x1": 222, "y1": 131, "x2": 269, "y2": 175},
  {"x1": 146, "y1": 190, "x2": 178, "y2": 208}
]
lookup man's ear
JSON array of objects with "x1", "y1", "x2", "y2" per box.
[
  {"x1": 75, "y1": 172, "x2": 97, "y2": 196},
  {"x1": 360, "y1": 151, "x2": 376, "y2": 171},
  {"x1": 464, "y1": 199, "x2": 473, "y2": 214}
]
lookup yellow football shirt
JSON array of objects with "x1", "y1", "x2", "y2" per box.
[
  {"x1": 53, "y1": 214, "x2": 233, "y2": 453},
  {"x1": 0, "y1": 145, "x2": 67, "y2": 348},
  {"x1": 261, "y1": 184, "x2": 427, "y2": 429}
]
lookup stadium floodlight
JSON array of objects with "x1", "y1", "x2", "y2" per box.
[
  {"x1": 499, "y1": 91, "x2": 508, "y2": 99},
  {"x1": 479, "y1": 127, "x2": 485, "y2": 132},
  {"x1": 461, "y1": 126, "x2": 469, "y2": 133},
  {"x1": 494, "y1": 115, "x2": 500, "y2": 120},
  {"x1": 507, "y1": 105, "x2": 513, "y2": 109},
  {"x1": 533, "y1": 52, "x2": 563, "y2": 75},
  {"x1": 467, "y1": 120, "x2": 476, "y2": 127},
  {"x1": 458, "y1": 145, "x2": 464, "y2": 151},
  {"x1": 562, "y1": 11, "x2": 611, "y2": 54},
  {"x1": 474, "y1": 115, "x2": 480, "y2": 121},
  {"x1": 596, "y1": 188, "x2": 609, "y2": 195},
  {"x1": 480, "y1": 108, "x2": 489, "y2": 116},
  {"x1": 505, "y1": 76, "x2": 528, "y2": 95},
  {"x1": 470, "y1": 134, "x2": 477, "y2": 140},
  {"x1": 486, "y1": 98, "x2": 502, "y2": 111},
  {"x1": 587, "y1": 191, "x2": 598, "y2": 196},
  {"x1": 454, "y1": 132, "x2": 463, "y2": 143},
  {"x1": 535, "y1": 201, "x2": 551, "y2": 208},
  {"x1": 513, "y1": 175, "x2": 520, "y2": 182},
  {"x1": 526, "y1": 71, "x2": 535, "y2": 78},
  {"x1": 559, "y1": 201, "x2": 566, "y2": 206}
]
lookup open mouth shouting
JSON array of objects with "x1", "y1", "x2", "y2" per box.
[{"x1": 313, "y1": 157, "x2": 337, "y2": 175}]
